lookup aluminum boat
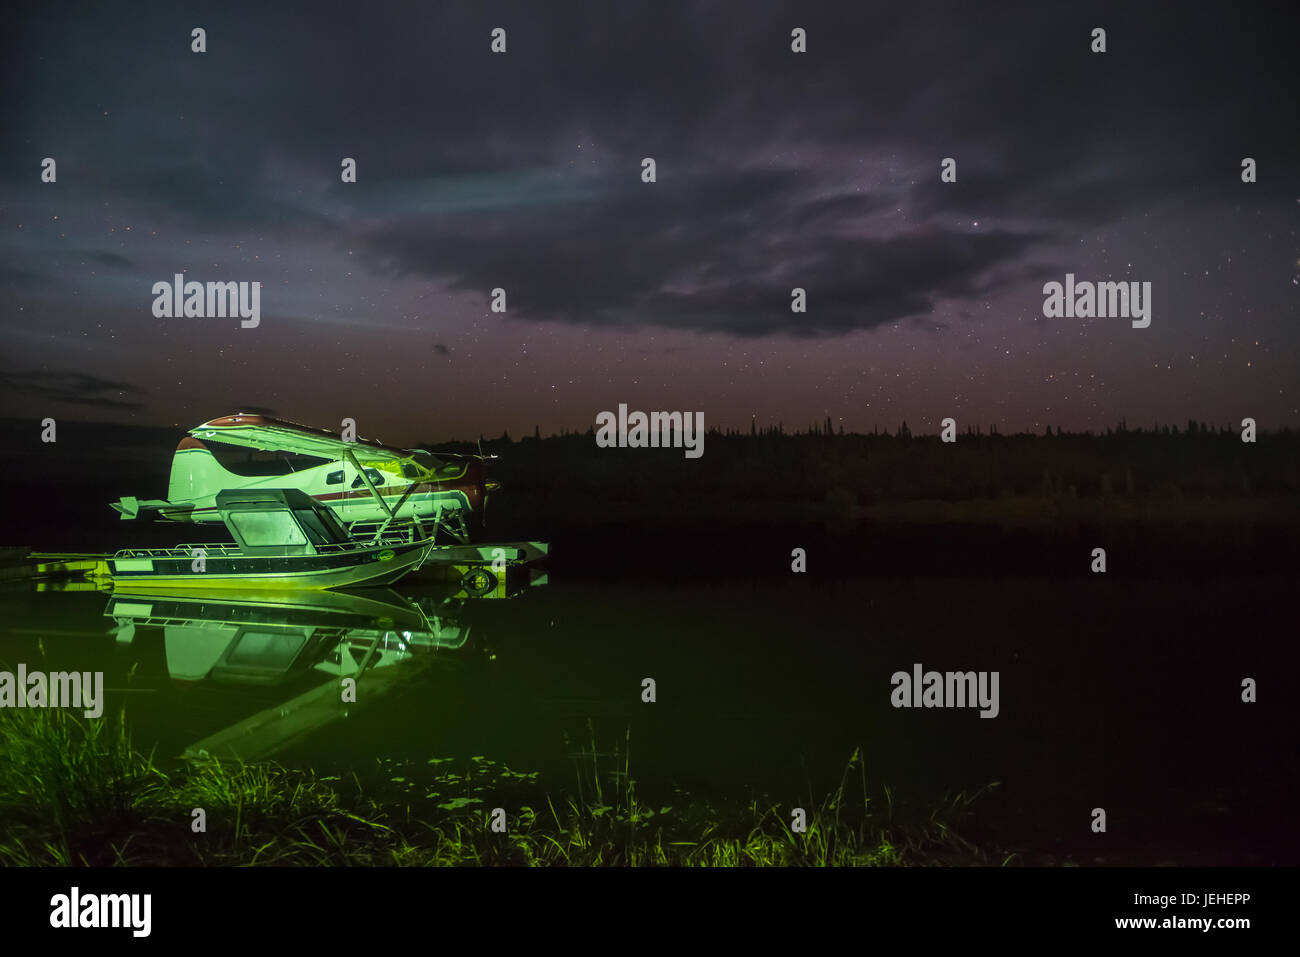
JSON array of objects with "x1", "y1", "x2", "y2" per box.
[{"x1": 108, "y1": 488, "x2": 433, "y2": 590}]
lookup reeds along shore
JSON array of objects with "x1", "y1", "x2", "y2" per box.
[{"x1": 0, "y1": 710, "x2": 1005, "y2": 867}]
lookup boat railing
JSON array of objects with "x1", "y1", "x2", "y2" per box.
[
  {"x1": 112, "y1": 535, "x2": 415, "y2": 560},
  {"x1": 113, "y1": 544, "x2": 242, "y2": 558},
  {"x1": 112, "y1": 611, "x2": 353, "y2": 634},
  {"x1": 347, "y1": 520, "x2": 427, "y2": 543},
  {"x1": 313, "y1": 535, "x2": 416, "y2": 553}
]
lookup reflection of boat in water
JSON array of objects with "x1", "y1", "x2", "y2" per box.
[
  {"x1": 103, "y1": 587, "x2": 471, "y2": 762},
  {"x1": 108, "y1": 489, "x2": 434, "y2": 591},
  {"x1": 105, "y1": 587, "x2": 470, "y2": 684}
]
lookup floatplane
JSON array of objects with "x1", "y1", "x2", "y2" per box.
[
  {"x1": 112, "y1": 413, "x2": 495, "y2": 544},
  {"x1": 105, "y1": 413, "x2": 547, "y2": 592}
]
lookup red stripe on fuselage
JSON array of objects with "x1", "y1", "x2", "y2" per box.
[{"x1": 181, "y1": 482, "x2": 483, "y2": 515}]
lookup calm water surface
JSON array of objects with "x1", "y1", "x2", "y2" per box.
[{"x1": 0, "y1": 572, "x2": 1293, "y2": 865}]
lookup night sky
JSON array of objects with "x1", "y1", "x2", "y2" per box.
[{"x1": 3, "y1": 1, "x2": 1297, "y2": 445}]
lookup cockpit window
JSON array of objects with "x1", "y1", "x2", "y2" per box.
[
  {"x1": 350, "y1": 468, "x2": 385, "y2": 489},
  {"x1": 203, "y1": 439, "x2": 331, "y2": 477}
]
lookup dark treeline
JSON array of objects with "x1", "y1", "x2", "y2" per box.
[
  {"x1": 434, "y1": 423, "x2": 1300, "y2": 507},
  {"x1": 1, "y1": 418, "x2": 1296, "y2": 552}
]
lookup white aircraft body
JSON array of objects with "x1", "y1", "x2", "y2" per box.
[{"x1": 112, "y1": 413, "x2": 494, "y2": 543}]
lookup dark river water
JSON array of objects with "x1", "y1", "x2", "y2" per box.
[{"x1": 1, "y1": 551, "x2": 1294, "y2": 866}]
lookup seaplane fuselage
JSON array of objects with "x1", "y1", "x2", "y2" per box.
[
  {"x1": 164, "y1": 435, "x2": 486, "y2": 525},
  {"x1": 113, "y1": 414, "x2": 491, "y2": 541}
]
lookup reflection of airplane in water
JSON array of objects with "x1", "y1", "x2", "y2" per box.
[
  {"x1": 103, "y1": 587, "x2": 479, "y2": 762},
  {"x1": 107, "y1": 587, "x2": 470, "y2": 681}
]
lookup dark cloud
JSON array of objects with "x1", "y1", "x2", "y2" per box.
[
  {"x1": 88, "y1": 251, "x2": 133, "y2": 267},
  {"x1": 0, "y1": 368, "x2": 146, "y2": 410},
  {"x1": 640, "y1": 228, "x2": 1052, "y2": 337},
  {"x1": 354, "y1": 166, "x2": 1048, "y2": 335},
  {"x1": 4, "y1": 1, "x2": 1295, "y2": 341},
  {"x1": 0, "y1": 0, "x2": 1295, "y2": 434},
  {"x1": 0, "y1": 266, "x2": 43, "y2": 287}
]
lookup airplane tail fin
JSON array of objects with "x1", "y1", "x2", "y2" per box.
[{"x1": 168, "y1": 436, "x2": 242, "y2": 503}]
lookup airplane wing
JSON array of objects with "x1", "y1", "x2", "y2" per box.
[{"x1": 189, "y1": 414, "x2": 413, "y2": 465}]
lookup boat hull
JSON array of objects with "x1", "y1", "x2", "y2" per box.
[{"x1": 108, "y1": 540, "x2": 432, "y2": 590}]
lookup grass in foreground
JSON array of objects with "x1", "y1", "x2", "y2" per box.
[{"x1": 0, "y1": 710, "x2": 1007, "y2": 866}]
